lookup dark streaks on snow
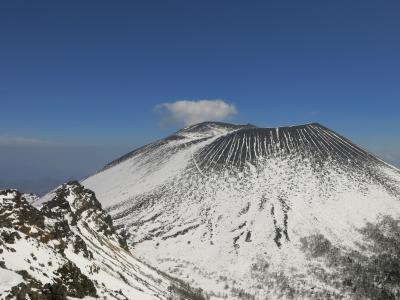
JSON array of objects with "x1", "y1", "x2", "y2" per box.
[
  {"x1": 270, "y1": 199, "x2": 290, "y2": 248},
  {"x1": 193, "y1": 123, "x2": 380, "y2": 172}
]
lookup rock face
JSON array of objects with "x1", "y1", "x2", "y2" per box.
[
  {"x1": 0, "y1": 190, "x2": 44, "y2": 231},
  {"x1": 41, "y1": 181, "x2": 128, "y2": 250},
  {"x1": 80, "y1": 121, "x2": 400, "y2": 299},
  {"x1": 1, "y1": 182, "x2": 207, "y2": 300}
]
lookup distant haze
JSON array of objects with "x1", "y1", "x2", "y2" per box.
[{"x1": 0, "y1": 141, "x2": 134, "y2": 195}]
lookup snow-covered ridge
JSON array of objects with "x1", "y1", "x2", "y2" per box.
[
  {"x1": 176, "y1": 121, "x2": 256, "y2": 137},
  {"x1": 98, "y1": 121, "x2": 253, "y2": 174},
  {"x1": 0, "y1": 183, "x2": 207, "y2": 299}
]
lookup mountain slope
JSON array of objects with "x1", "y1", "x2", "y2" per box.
[
  {"x1": 0, "y1": 183, "x2": 206, "y2": 300},
  {"x1": 67, "y1": 122, "x2": 400, "y2": 298}
]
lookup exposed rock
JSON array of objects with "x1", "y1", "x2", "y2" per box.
[
  {"x1": 0, "y1": 189, "x2": 44, "y2": 232},
  {"x1": 41, "y1": 181, "x2": 128, "y2": 250},
  {"x1": 55, "y1": 262, "x2": 97, "y2": 298}
]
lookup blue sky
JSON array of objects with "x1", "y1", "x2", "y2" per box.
[{"x1": 1, "y1": 1, "x2": 399, "y2": 193}]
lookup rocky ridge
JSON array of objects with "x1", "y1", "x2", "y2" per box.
[{"x1": 0, "y1": 182, "x2": 207, "y2": 300}]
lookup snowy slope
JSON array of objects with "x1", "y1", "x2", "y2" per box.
[
  {"x1": 0, "y1": 184, "x2": 206, "y2": 300},
  {"x1": 79, "y1": 121, "x2": 400, "y2": 299}
]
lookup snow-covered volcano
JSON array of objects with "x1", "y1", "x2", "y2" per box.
[{"x1": 79, "y1": 122, "x2": 400, "y2": 299}]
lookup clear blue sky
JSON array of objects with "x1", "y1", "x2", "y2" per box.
[{"x1": 1, "y1": 1, "x2": 399, "y2": 193}]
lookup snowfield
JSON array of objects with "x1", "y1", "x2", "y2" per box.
[{"x1": 0, "y1": 268, "x2": 24, "y2": 296}]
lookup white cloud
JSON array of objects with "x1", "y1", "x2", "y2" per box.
[{"x1": 155, "y1": 99, "x2": 237, "y2": 127}]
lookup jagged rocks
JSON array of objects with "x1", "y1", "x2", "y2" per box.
[
  {"x1": 54, "y1": 262, "x2": 97, "y2": 298},
  {"x1": 72, "y1": 235, "x2": 93, "y2": 259},
  {"x1": 0, "y1": 190, "x2": 44, "y2": 231},
  {"x1": 41, "y1": 181, "x2": 128, "y2": 250},
  {"x1": 3, "y1": 278, "x2": 72, "y2": 300},
  {"x1": 6, "y1": 283, "x2": 28, "y2": 300},
  {"x1": 0, "y1": 188, "x2": 100, "y2": 299},
  {"x1": 41, "y1": 283, "x2": 67, "y2": 300},
  {"x1": 1, "y1": 231, "x2": 21, "y2": 244}
]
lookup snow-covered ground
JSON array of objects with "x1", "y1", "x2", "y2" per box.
[{"x1": 0, "y1": 268, "x2": 24, "y2": 297}]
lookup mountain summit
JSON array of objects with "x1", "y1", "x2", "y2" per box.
[{"x1": 61, "y1": 122, "x2": 400, "y2": 298}]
